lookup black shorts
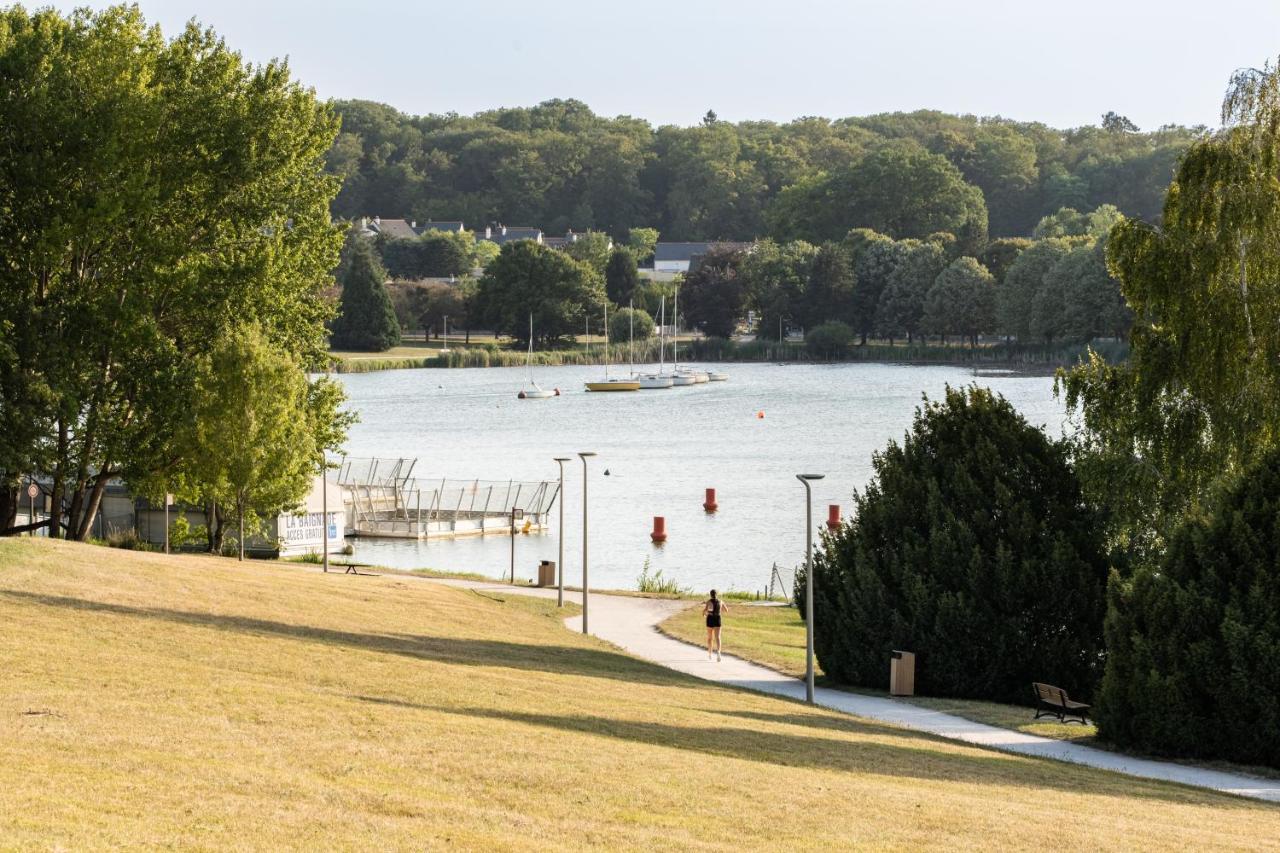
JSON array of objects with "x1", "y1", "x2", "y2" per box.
[{"x1": 706, "y1": 615, "x2": 721, "y2": 629}]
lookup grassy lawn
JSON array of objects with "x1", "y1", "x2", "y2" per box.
[{"x1": 2, "y1": 540, "x2": 1276, "y2": 849}]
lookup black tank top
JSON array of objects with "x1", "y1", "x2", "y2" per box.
[{"x1": 709, "y1": 599, "x2": 720, "y2": 615}]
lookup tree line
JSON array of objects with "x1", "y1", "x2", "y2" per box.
[
  {"x1": 676, "y1": 203, "x2": 1130, "y2": 352},
  {"x1": 326, "y1": 99, "x2": 1200, "y2": 244}
]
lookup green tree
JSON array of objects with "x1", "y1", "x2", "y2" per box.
[
  {"x1": 767, "y1": 142, "x2": 989, "y2": 254},
  {"x1": 977, "y1": 237, "x2": 1032, "y2": 286},
  {"x1": 1060, "y1": 63, "x2": 1280, "y2": 559},
  {"x1": 332, "y1": 238, "x2": 401, "y2": 351},
  {"x1": 997, "y1": 239, "x2": 1070, "y2": 340},
  {"x1": 1096, "y1": 449, "x2": 1280, "y2": 766},
  {"x1": 806, "y1": 243, "x2": 857, "y2": 336},
  {"x1": 876, "y1": 240, "x2": 948, "y2": 345},
  {"x1": 626, "y1": 227, "x2": 660, "y2": 265},
  {"x1": 680, "y1": 247, "x2": 747, "y2": 339},
  {"x1": 564, "y1": 230, "x2": 613, "y2": 273},
  {"x1": 922, "y1": 257, "x2": 996, "y2": 346},
  {"x1": 475, "y1": 241, "x2": 605, "y2": 346},
  {"x1": 740, "y1": 239, "x2": 818, "y2": 339},
  {"x1": 1033, "y1": 204, "x2": 1124, "y2": 239},
  {"x1": 809, "y1": 386, "x2": 1108, "y2": 704},
  {"x1": 1046, "y1": 242, "x2": 1131, "y2": 342},
  {"x1": 608, "y1": 306, "x2": 655, "y2": 344},
  {"x1": 180, "y1": 326, "x2": 353, "y2": 559},
  {"x1": 471, "y1": 239, "x2": 501, "y2": 269},
  {"x1": 604, "y1": 248, "x2": 641, "y2": 306},
  {"x1": 0, "y1": 6, "x2": 344, "y2": 538},
  {"x1": 849, "y1": 234, "x2": 909, "y2": 343}
]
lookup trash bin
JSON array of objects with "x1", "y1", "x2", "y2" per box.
[
  {"x1": 890, "y1": 650, "x2": 915, "y2": 696},
  {"x1": 536, "y1": 560, "x2": 556, "y2": 588}
]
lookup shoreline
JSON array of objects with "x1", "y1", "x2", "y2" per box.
[{"x1": 329, "y1": 341, "x2": 1121, "y2": 375}]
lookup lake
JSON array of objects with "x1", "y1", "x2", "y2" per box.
[{"x1": 335, "y1": 361, "x2": 1066, "y2": 594}]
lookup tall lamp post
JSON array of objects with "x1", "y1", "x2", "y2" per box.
[
  {"x1": 578, "y1": 451, "x2": 597, "y2": 634},
  {"x1": 321, "y1": 455, "x2": 330, "y2": 574},
  {"x1": 553, "y1": 457, "x2": 571, "y2": 607},
  {"x1": 796, "y1": 473, "x2": 825, "y2": 704}
]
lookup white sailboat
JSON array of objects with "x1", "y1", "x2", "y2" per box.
[
  {"x1": 585, "y1": 303, "x2": 639, "y2": 392},
  {"x1": 638, "y1": 296, "x2": 674, "y2": 389},
  {"x1": 518, "y1": 314, "x2": 557, "y2": 399}
]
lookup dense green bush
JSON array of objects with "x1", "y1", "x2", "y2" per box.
[
  {"x1": 608, "y1": 307, "x2": 655, "y2": 344},
  {"x1": 805, "y1": 321, "x2": 853, "y2": 358},
  {"x1": 1096, "y1": 450, "x2": 1280, "y2": 766},
  {"x1": 811, "y1": 385, "x2": 1108, "y2": 703}
]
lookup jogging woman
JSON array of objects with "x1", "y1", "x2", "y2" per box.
[{"x1": 703, "y1": 590, "x2": 729, "y2": 661}]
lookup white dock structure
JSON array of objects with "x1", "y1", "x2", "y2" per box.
[{"x1": 336, "y1": 456, "x2": 559, "y2": 540}]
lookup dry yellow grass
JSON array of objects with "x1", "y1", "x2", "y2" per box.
[{"x1": 2, "y1": 539, "x2": 1277, "y2": 850}]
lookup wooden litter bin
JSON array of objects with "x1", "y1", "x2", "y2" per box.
[
  {"x1": 890, "y1": 650, "x2": 915, "y2": 696},
  {"x1": 536, "y1": 560, "x2": 556, "y2": 587}
]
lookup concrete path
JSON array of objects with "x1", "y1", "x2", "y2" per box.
[{"x1": 432, "y1": 578, "x2": 1280, "y2": 803}]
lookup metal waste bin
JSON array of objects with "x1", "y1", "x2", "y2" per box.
[
  {"x1": 890, "y1": 650, "x2": 915, "y2": 696},
  {"x1": 536, "y1": 560, "x2": 556, "y2": 588}
]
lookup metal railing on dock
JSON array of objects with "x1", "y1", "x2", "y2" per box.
[{"x1": 336, "y1": 456, "x2": 558, "y2": 540}]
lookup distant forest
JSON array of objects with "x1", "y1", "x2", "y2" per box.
[{"x1": 325, "y1": 99, "x2": 1202, "y2": 242}]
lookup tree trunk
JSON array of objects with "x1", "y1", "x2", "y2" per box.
[
  {"x1": 209, "y1": 500, "x2": 224, "y2": 554},
  {"x1": 74, "y1": 471, "x2": 112, "y2": 541},
  {"x1": 464, "y1": 326, "x2": 471, "y2": 345},
  {"x1": 49, "y1": 420, "x2": 68, "y2": 539},
  {"x1": 237, "y1": 492, "x2": 245, "y2": 561}
]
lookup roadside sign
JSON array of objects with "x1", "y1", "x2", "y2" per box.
[
  {"x1": 26, "y1": 483, "x2": 38, "y2": 499},
  {"x1": 165, "y1": 493, "x2": 174, "y2": 506}
]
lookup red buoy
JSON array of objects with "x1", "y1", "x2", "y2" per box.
[
  {"x1": 703, "y1": 488, "x2": 718, "y2": 513},
  {"x1": 650, "y1": 516, "x2": 667, "y2": 543},
  {"x1": 827, "y1": 504, "x2": 841, "y2": 530}
]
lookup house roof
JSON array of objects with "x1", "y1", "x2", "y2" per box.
[
  {"x1": 418, "y1": 221, "x2": 466, "y2": 233},
  {"x1": 366, "y1": 218, "x2": 419, "y2": 240},
  {"x1": 654, "y1": 242, "x2": 713, "y2": 262}
]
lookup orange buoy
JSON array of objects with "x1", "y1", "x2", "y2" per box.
[
  {"x1": 650, "y1": 516, "x2": 667, "y2": 543},
  {"x1": 703, "y1": 488, "x2": 718, "y2": 513},
  {"x1": 756, "y1": 410, "x2": 764, "y2": 419},
  {"x1": 827, "y1": 504, "x2": 841, "y2": 531}
]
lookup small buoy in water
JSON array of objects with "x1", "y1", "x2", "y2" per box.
[
  {"x1": 827, "y1": 504, "x2": 841, "y2": 531},
  {"x1": 756, "y1": 410, "x2": 765, "y2": 419},
  {"x1": 651, "y1": 516, "x2": 667, "y2": 543},
  {"x1": 554, "y1": 388, "x2": 561, "y2": 396},
  {"x1": 703, "y1": 487, "x2": 718, "y2": 513},
  {"x1": 604, "y1": 469, "x2": 611, "y2": 476},
  {"x1": 517, "y1": 390, "x2": 527, "y2": 399}
]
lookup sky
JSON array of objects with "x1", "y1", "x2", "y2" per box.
[{"x1": 47, "y1": 0, "x2": 1280, "y2": 130}]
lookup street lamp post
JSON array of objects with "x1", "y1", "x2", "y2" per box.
[
  {"x1": 578, "y1": 452, "x2": 597, "y2": 634},
  {"x1": 553, "y1": 457, "x2": 571, "y2": 607},
  {"x1": 321, "y1": 458, "x2": 329, "y2": 574},
  {"x1": 796, "y1": 473, "x2": 825, "y2": 704}
]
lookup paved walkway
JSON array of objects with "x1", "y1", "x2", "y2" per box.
[{"x1": 431, "y1": 578, "x2": 1280, "y2": 803}]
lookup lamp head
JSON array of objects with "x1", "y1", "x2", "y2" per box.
[
  {"x1": 578, "y1": 451, "x2": 597, "y2": 459},
  {"x1": 796, "y1": 473, "x2": 825, "y2": 482},
  {"x1": 553, "y1": 457, "x2": 571, "y2": 462}
]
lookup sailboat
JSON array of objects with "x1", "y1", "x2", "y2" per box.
[
  {"x1": 518, "y1": 314, "x2": 557, "y2": 399},
  {"x1": 670, "y1": 285, "x2": 704, "y2": 385},
  {"x1": 585, "y1": 303, "x2": 639, "y2": 392},
  {"x1": 638, "y1": 296, "x2": 674, "y2": 389}
]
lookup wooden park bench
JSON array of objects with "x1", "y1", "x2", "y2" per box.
[
  {"x1": 1032, "y1": 682, "x2": 1090, "y2": 724},
  {"x1": 323, "y1": 560, "x2": 372, "y2": 576}
]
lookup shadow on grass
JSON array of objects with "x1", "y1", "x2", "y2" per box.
[
  {"x1": 0, "y1": 590, "x2": 685, "y2": 688},
  {"x1": 364, "y1": 700, "x2": 1260, "y2": 806}
]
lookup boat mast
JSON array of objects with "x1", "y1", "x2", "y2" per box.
[
  {"x1": 603, "y1": 303, "x2": 609, "y2": 379},
  {"x1": 628, "y1": 300, "x2": 635, "y2": 377},
  {"x1": 673, "y1": 284, "x2": 680, "y2": 372},
  {"x1": 527, "y1": 313, "x2": 535, "y2": 382},
  {"x1": 661, "y1": 297, "x2": 668, "y2": 372}
]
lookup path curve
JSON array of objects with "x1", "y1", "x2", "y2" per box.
[{"x1": 431, "y1": 579, "x2": 1280, "y2": 803}]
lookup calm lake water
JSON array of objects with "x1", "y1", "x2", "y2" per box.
[{"x1": 335, "y1": 362, "x2": 1065, "y2": 594}]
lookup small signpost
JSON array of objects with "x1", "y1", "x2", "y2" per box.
[
  {"x1": 26, "y1": 482, "x2": 38, "y2": 536},
  {"x1": 164, "y1": 493, "x2": 174, "y2": 554},
  {"x1": 510, "y1": 507, "x2": 525, "y2": 583}
]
